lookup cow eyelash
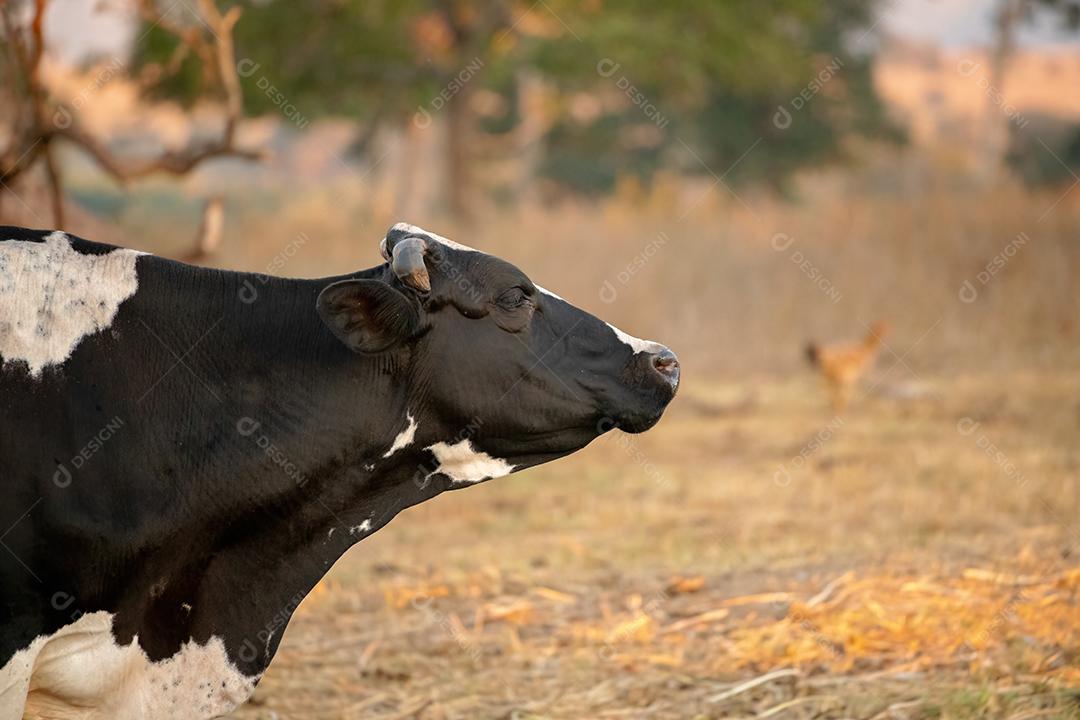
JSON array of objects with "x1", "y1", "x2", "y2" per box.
[{"x1": 495, "y1": 287, "x2": 532, "y2": 310}]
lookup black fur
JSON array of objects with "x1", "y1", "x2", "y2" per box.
[{"x1": 0, "y1": 225, "x2": 677, "y2": 691}]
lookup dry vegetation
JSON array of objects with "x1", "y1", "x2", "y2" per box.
[
  {"x1": 11, "y1": 49, "x2": 1079, "y2": 718},
  {"x1": 198, "y1": 173, "x2": 1080, "y2": 717},
  {"x1": 23, "y1": 149, "x2": 1075, "y2": 718},
  {"x1": 227, "y1": 367, "x2": 1079, "y2": 719},
  {"x1": 20, "y1": 144, "x2": 1066, "y2": 719}
]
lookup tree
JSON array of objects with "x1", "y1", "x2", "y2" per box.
[
  {"x1": 985, "y1": 0, "x2": 1080, "y2": 182},
  {"x1": 135, "y1": 0, "x2": 903, "y2": 212},
  {"x1": 139, "y1": 0, "x2": 519, "y2": 220},
  {"x1": 0, "y1": 0, "x2": 259, "y2": 230},
  {"x1": 535, "y1": 0, "x2": 901, "y2": 193}
]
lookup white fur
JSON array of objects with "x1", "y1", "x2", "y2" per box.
[
  {"x1": 349, "y1": 519, "x2": 372, "y2": 536},
  {"x1": 605, "y1": 323, "x2": 665, "y2": 355},
  {"x1": 536, "y1": 285, "x2": 565, "y2": 302},
  {"x1": 385, "y1": 232, "x2": 665, "y2": 356},
  {"x1": 425, "y1": 439, "x2": 514, "y2": 485},
  {"x1": 382, "y1": 413, "x2": 417, "y2": 458},
  {"x1": 539, "y1": 286, "x2": 663, "y2": 356},
  {"x1": 0, "y1": 612, "x2": 256, "y2": 720},
  {"x1": 388, "y1": 222, "x2": 477, "y2": 253},
  {"x1": 0, "y1": 231, "x2": 140, "y2": 377}
]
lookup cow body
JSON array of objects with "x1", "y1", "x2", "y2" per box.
[{"x1": 0, "y1": 224, "x2": 678, "y2": 719}]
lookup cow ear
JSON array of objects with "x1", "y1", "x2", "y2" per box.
[{"x1": 317, "y1": 279, "x2": 419, "y2": 353}]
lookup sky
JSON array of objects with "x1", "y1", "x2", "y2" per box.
[
  {"x1": 42, "y1": 0, "x2": 1080, "y2": 65},
  {"x1": 887, "y1": 0, "x2": 1080, "y2": 48}
]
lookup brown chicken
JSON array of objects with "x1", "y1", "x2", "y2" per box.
[{"x1": 805, "y1": 321, "x2": 890, "y2": 412}]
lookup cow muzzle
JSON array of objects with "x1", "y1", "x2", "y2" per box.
[
  {"x1": 604, "y1": 345, "x2": 679, "y2": 434},
  {"x1": 649, "y1": 347, "x2": 680, "y2": 391}
]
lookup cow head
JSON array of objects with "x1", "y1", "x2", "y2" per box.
[{"x1": 316, "y1": 223, "x2": 679, "y2": 481}]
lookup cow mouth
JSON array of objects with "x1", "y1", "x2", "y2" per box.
[
  {"x1": 610, "y1": 408, "x2": 668, "y2": 434},
  {"x1": 599, "y1": 378, "x2": 677, "y2": 435},
  {"x1": 482, "y1": 426, "x2": 602, "y2": 469}
]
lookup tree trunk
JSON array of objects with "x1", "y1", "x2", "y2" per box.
[
  {"x1": 515, "y1": 69, "x2": 548, "y2": 206},
  {"x1": 445, "y1": 79, "x2": 474, "y2": 222},
  {"x1": 982, "y1": 0, "x2": 1026, "y2": 183}
]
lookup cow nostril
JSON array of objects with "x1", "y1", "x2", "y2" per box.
[{"x1": 652, "y1": 348, "x2": 679, "y2": 377}]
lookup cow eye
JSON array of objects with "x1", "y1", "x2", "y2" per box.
[{"x1": 496, "y1": 287, "x2": 530, "y2": 310}]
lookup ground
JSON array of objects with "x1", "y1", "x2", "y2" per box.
[{"x1": 231, "y1": 369, "x2": 1080, "y2": 719}]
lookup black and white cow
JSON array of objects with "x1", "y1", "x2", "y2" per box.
[{"x1": 0, "y1": 222, "x2": 679, "y2": 719}]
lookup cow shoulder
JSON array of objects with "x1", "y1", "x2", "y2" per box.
[{"x1": 0, "y1": 228, "x2": 142, "y2": 377}]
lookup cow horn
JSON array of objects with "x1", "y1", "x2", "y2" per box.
[{"x1": 391, "y1": 237, "x2": 430, "y2": 292}]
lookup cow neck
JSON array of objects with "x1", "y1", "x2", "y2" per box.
[
  {"x1": 153, "y1": 259, "x2": 401, "y2": 488},
  {"x1": 107, "y1": 259, "x2": 434, "y2": 675}
]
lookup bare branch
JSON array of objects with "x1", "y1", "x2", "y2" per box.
[
  {"x1": 0, "y1": 2, "x2": 44, "y2": 188},
  {"x1": 1, "y1": 0, "x2": 262, "y2": 221},
  {"x1": 192, "y1": 0, "x2": 244, "y2": 139},
  {"x1": 52, "y1": 123, "x2": 262, "y2": 184}
]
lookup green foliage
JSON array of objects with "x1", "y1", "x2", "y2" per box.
[
  {"x1": 539, "y1": 0, "x2": 903, "y2": 193},
  {"x1": 540, "y1": 112, "x2": 666, "y2": 195},
  {"x1": 134, "y1": 0, "x2": 903, "y2": 194},
  {"x1": 137, "y1": 22, "x2": 207, "y2": 106},
  {"x1": 1006, "y1": 115, "x2": 1080, "y2": 186},
  {"x1": 229, "y1": 0, "x2": 437, "y2": 117}
]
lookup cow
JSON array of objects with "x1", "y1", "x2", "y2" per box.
[{"x1": 0, "y1": 222, "x2": 679, "y2": 719}]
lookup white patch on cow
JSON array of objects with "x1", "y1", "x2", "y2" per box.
[
  {"x1": 349, "y1": 519, "x2": 373, "y2": 536},
  {"x1": 536, "y1": 285, "x2": 565, "y2": 302},
  {"x1": 538, "y1": 285, "x2": 663, "y2": 356},
  {"x1": 425, "y1": 439, "x2": 515, "y2": 485},
  {"x1": 606, "y1": 322, "x2": 664, "y2": 355},
  {"x1": 389, "y1": 222, "x2": 477, "y2": 253},
  {"x1": 382, "y1": 413, "x2": 417, "y2": 458},
  {"x1": 0, "y1": 611, "x2": 256, "y2": 720},
  {"x1": 0, "y1": 231, "x2": 140, "y2": 377}
]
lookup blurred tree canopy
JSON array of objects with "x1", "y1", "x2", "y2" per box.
[{"x1": 136, "y1": 0, "x2": 903, "y2": 212}]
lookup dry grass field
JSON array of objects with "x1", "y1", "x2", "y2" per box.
[
  {"x1": 4, "y1": 9, "x2": 1078, "y2": 718},
  {"x1": 12, "y1": 55, "x2": 1075, "y2": 716},
  {"x1": 36, "y1": 159, "x2": 1071, "y2": 719},
  {"x1": 31, "y1": 102, "x2": 1080, "y2": 719},
  {"x1": 227, "y1": 367, "x2": 1079, "y2": 719}
]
